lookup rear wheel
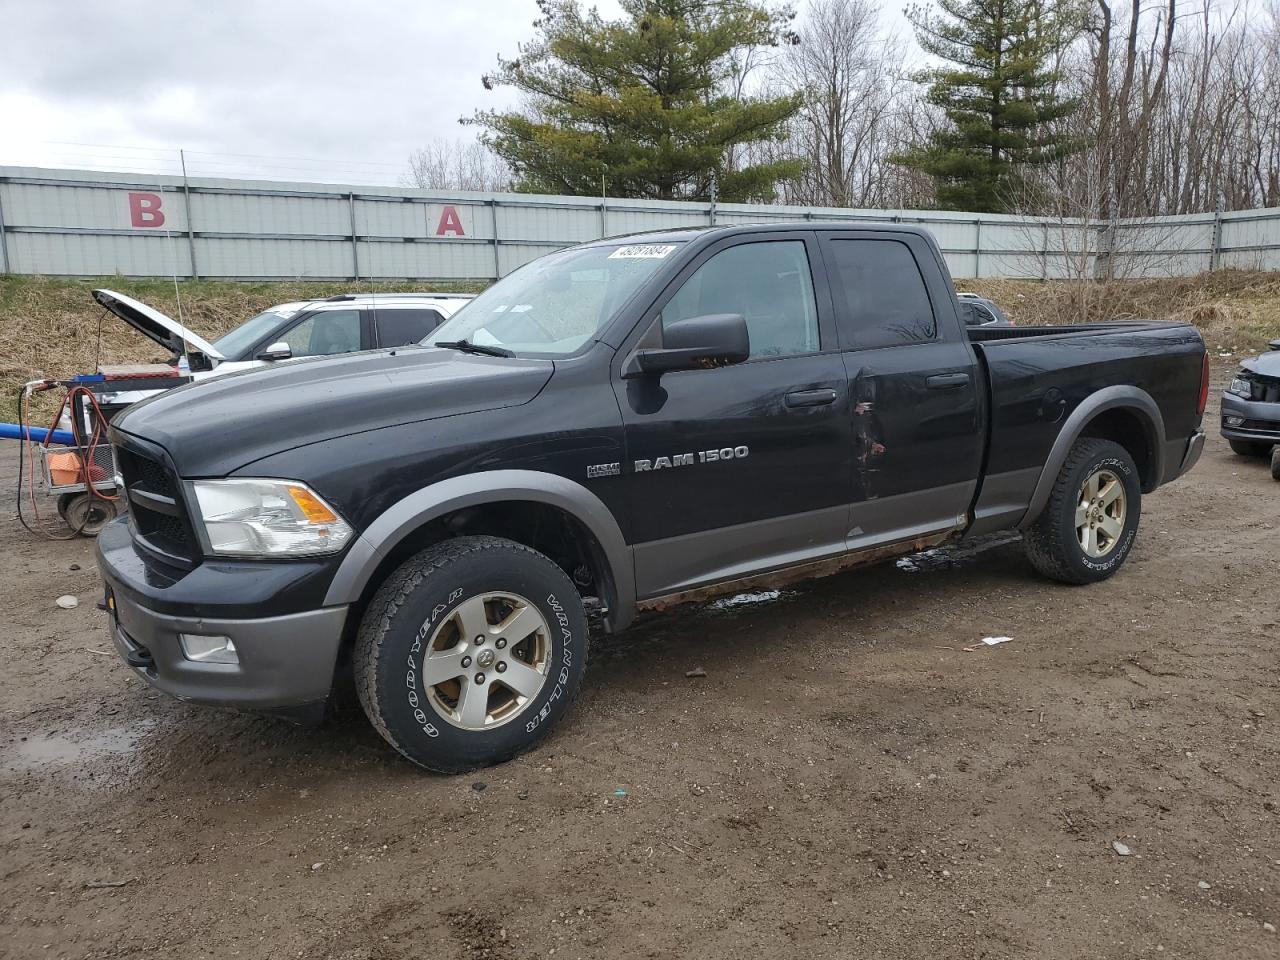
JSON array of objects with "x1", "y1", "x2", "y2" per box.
[
  {"x1": 354, "y1": 536, "x2": 588, "y2": 773},
  {"x1": 1024, "y1": 438, "x2": 1142, "y2": 585},
  {"x1": 1271, "y1": 446, "x2": 1280, "y2": 481},
  {"x1": 1229, "y1": 439, "x2": 1271, "y2": 458}
]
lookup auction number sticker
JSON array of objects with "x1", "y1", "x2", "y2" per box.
[{"x1": 609, "y1": 244, "x2": 677, "y2": 259}]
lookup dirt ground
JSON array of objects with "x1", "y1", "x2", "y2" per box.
[{"x1": 1, "y1": 370, "x2": 1277, "y2": 960}]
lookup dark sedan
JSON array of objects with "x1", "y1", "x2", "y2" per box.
[{"x1": 1221, "y1": 338, "x2": 1280, "y2": 478}]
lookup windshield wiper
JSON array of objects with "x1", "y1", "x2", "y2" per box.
[{"x1": 433, "y1": 339, "x2": 514, "y2": 358}]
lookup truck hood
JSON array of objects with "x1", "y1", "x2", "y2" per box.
[
  {"x1": 111, "y1": 347, "x2": 554, "y2": 477},
  {"x1": 92, "y1": 289, "x2": 225, "y2": 362}
]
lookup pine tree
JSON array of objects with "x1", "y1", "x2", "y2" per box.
[
  {"x1": 896, "y1": 0, "x2": 1082, "y2": 212},
  {"x1": 468, "y1": 0, "x2": 806, "y2": 202}
]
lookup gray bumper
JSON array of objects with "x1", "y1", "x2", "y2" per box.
[
  {"x1": 107, "y1": 588, "x2": 347, "y2": 721},
  {"x1": 1220, "y1": 392, "x2": 1280, "y2": 444}
]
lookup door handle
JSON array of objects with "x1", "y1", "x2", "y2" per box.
[
  {"x1": 926, "y1": 373, "x2": 971, "y2": 390},
  {"x1": 785, "y1": 388, "x2": 838, "y2": 408}
]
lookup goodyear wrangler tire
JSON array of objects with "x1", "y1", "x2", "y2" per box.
[
  {"x1": 354, "y1": 536, "x2": 588, "y2": 773},
  {"x1": 1023, "y1": 438, "x2": 1142, "y2": 585}
]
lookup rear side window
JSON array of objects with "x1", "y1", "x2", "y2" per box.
[
  {"x1": 376, "y1": 308, "x2": 444, "y2": 347},
  {"x1": 827, "y1": 239, "x2": 936, "y2": 348}
]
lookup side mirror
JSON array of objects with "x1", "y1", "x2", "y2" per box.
[
  {"x1": 257, "y1": 341, "x2": 292, "y2": 362},
  {"x1": 1268, "y1": 338, "x2": 1280, "y2": 352},
  {"x1": 623, "y1": 313, "x2": 750, "y2": 378}
]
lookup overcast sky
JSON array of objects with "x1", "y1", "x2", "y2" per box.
[{"x1": 0, "y1": 0, "x2": 629, "y2": 185}]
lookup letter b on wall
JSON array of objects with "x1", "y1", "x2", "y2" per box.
[{"x1": 128, "y1": 192, "x2": 166, "y2": 228}]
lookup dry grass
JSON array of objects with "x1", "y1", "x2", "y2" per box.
[
  {"x1": 958, "y1": 268, "x2": 1280, "y2": 355},
  {"x1": 0, "y1": 275, "x2": 484, "y2": 404},
  {"x1": 2, "y1": 270, "x2": 1278, "y2": 406}
]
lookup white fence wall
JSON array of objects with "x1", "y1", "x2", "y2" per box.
[{"x1": 1, "y1": 166, "x2": 1278, "y2": 281}]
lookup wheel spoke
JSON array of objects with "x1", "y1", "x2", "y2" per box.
[
  {"x1": 497, "y1": 658, "x2": 545, "y2": 699},
  {"x1": 421, "y1": 648, "x2": 468, "y2": 685},
  {"x1": 494, "y1": 603, "x2": 541, "y2": 645},
  {"x1": 452, "y1": 595, "x2": 490, "y2": 643},
  {"x1": 455, "y1": 677, "x2": 490, "y2": 727},
  {"x1": 1075, "y1": 501, "x2": 1089, "y2": 528},
  {"x1": 1099, "y1": 514, "x2": 1123, "y2": 541},
  {"x1": 1079, "y1": 523, "x2": 1094, "y2": 555},
  {"x1": 1082, "y1": 474, "x2": 1098, "y2": 500},
  {"x1": 1098, "y1": 477, "x2": 1123, "y2": 507}
]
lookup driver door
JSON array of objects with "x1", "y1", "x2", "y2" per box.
[{"x1": 612, "y1": 234, "x2": 854, "y2": 600}]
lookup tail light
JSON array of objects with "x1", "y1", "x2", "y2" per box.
[{"x1": 1197, "y1": 352, "x2": 1209, "y2": 417}]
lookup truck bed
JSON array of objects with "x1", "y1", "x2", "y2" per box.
[{"x1": 966, "y1": 319, "x2": 1206, "y2": 537}]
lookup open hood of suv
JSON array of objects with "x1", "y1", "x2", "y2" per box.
[{"x1": 92, "y1": 289, "x2": 224, "y2": 362}]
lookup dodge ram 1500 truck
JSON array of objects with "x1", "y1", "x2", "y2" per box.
[{"x1": 97, "y1": 224, "x2": 1209, "y2": 772}]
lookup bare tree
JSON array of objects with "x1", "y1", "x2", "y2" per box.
[
  {"x1": 402, "y1": 138, "x2": 512, "y2": 192},
  {"x1": 773, "y1": 0, "x2": 906, "y2": 207}
]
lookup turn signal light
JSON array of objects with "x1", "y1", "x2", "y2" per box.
[{"x1": 287, "y1": 484, "x2": 340, "y2": 524}]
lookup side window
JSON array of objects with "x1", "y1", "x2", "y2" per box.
[
  {"x1": 827, "y1": 239, "x2": 936, "y2": 348},
  {"x1": 276, "y1": 309, "x2": 362, "y2": 358},
  {"x1": 376, "y1": 308, "x2": 445, "y2": 347},
  {"x1": 662, "y1": 240, "x2": 819, "y2": 359}
]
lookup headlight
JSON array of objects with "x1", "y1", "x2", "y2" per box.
[
  {"x1": 191, "y1": 478, "x2": 353, "y2": 557},
  {"x1": 1227, "y1": 375, "x2": 1253, "y2": 399}
]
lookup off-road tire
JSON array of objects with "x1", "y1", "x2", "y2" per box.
[
  {"x1": 354, "y1": 536, "x2": 589, "y2": 773},
  {"x1": 1229, "y1": 439, "x2": 1271, "y2": 458},
  {"x1": 1024, "y1": 438, "x2": 1142, "y2": 585},
  {"x1": 1271, "y1": 446, "x2": 1280, "y2": 481}
]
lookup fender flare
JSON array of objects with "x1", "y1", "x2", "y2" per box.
[
  {"x1": 1017, "y1": 385, "x2": 1166, "y2": 530},
  {"x1": 324, "y1": 469, "x2": 635, "y2": 631}
]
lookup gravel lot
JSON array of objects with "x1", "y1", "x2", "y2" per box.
[{"x1": 2, "y1": 375, "x2": 1277, "y2": 960}]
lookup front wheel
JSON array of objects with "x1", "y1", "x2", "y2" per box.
[
  {"x1": 1024, "y1": 438, "x2": 1142, "y2": 585},
  {"x1": 354, "y1": 536, "x2": 589, "y2": 773},
  {"x1": 1271, "y1": 446, "x2": 1280, "y2": 481}
]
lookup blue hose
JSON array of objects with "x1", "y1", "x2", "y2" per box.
[{"x1": 0, "y1": 423, "x2": 77, "y2": 445}]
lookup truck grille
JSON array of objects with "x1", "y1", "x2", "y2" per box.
[{"x1": 115, "y1": 444, "x2": 200, "y2": 569}]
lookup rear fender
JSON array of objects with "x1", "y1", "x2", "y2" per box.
[{"x1": 1017, "y1": 386, "x2": 1165, "y2": 530}]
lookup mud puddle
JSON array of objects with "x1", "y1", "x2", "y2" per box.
[{"x1": 2, "y1": 717, "x2": 158, "y2": 777}]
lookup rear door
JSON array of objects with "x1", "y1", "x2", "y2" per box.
[
  {"x1": 612, "y1": 233, "x2": 855, "y2": 599},
  {"x1": 819, "y1": 232, "x2": 983, "y2": 548}
]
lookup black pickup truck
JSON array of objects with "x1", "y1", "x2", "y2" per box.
[{"x1": 97, "y1": 224, "x2": 1208, "y2": 772}]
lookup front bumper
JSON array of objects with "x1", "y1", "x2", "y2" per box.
[
  {"x1": 96, "y1": 518, "x2": 348, "y2": 721},
  {"x1": 1220, "y1": 392, "x2": 1280, "y2": 444}
]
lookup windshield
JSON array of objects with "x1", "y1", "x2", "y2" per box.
[
  {"x1": 212, "y1": 309, "x2": 295, "y2": 360},
  {"x1": 427, "y1": 242, "x2": 683, "y2": 356}
]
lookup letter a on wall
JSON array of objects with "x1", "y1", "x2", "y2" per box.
[
  {"x1": 128, "y1": 192, "x2": 166, "y2": 228},
  {"x1": 435, "y1": 205, "x2": 465, "y2": 236}
]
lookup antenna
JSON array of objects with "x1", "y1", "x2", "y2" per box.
[{"x1": 161, "y1": 154, "x2": 188, "y2": 367}]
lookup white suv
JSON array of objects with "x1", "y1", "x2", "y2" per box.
[{"x1": 92, "y1": 289, "x2": 473, "y2": 382}]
